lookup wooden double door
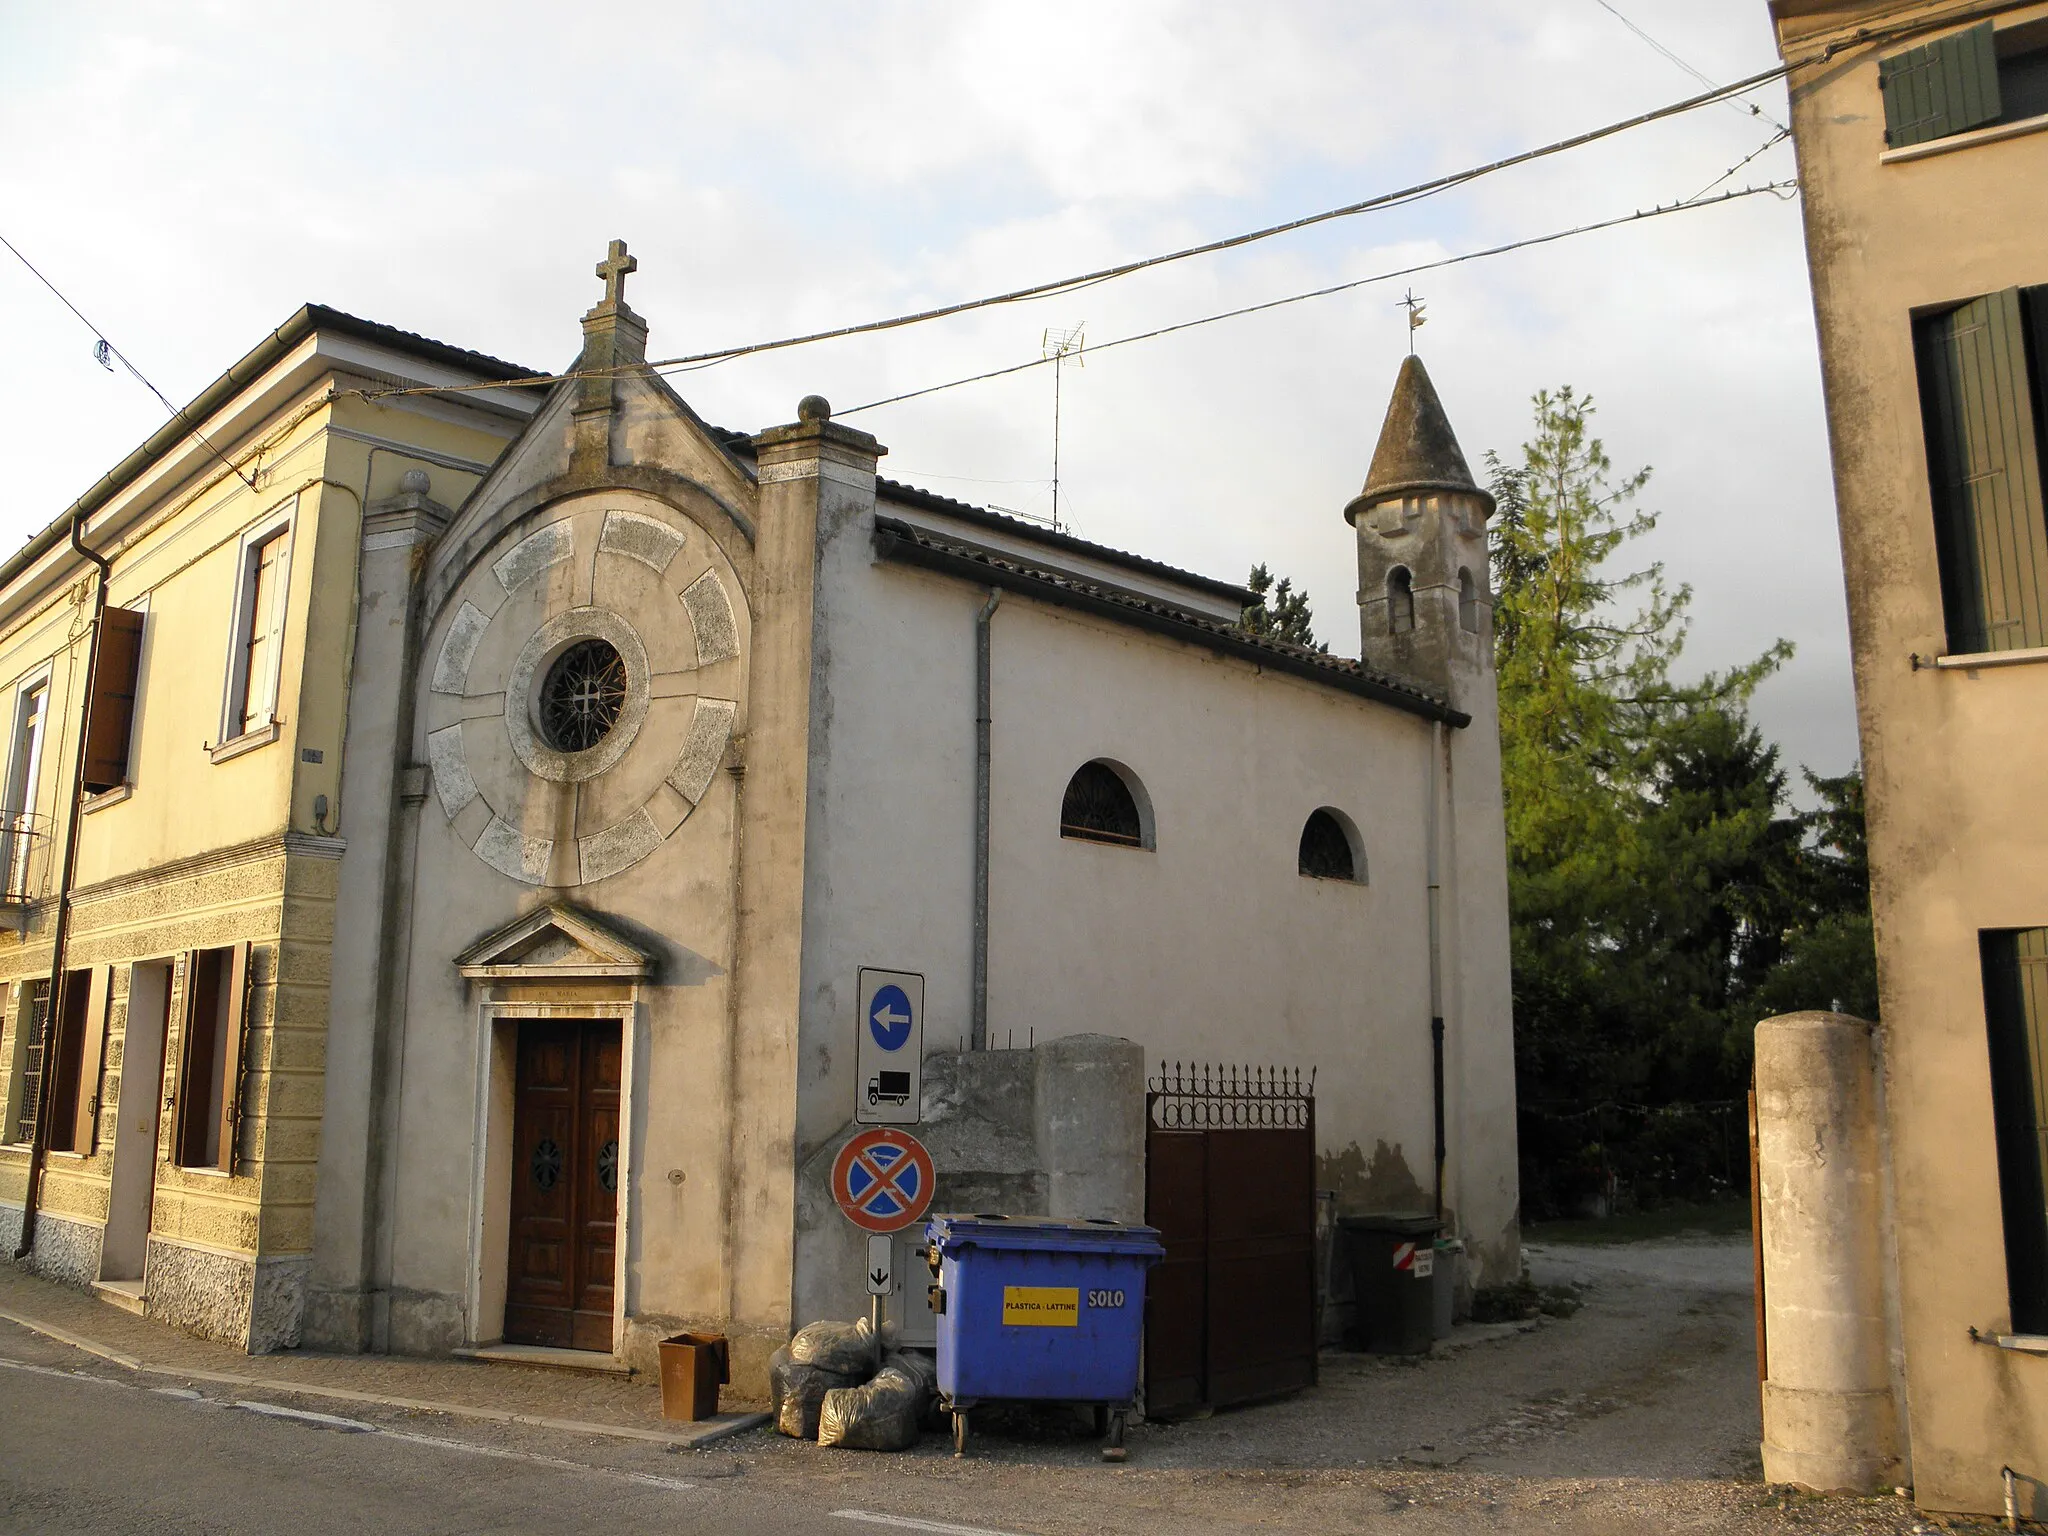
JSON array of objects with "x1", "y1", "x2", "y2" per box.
[
  {"x1": 506, "y1": 1020, "x2": 621, "y2": 1351},
  {"x1": 1144, "y1": 1122, "x2": 1318, "y2": 1418}
]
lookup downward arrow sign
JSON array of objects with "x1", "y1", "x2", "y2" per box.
[{"x1": 870, "y1": 1269, "x2": 888, "y2": 1287}]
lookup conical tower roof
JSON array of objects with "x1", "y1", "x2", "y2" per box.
[{"x1": 1346, "y1": 354, "x2": 1493, "y2": 522}]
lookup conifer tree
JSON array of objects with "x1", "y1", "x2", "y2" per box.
[{"x1": 1239, "y1": 564, "x2": 1328, "y2": 653}]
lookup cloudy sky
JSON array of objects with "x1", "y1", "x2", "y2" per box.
[{"x1": 0, "y1": 2, "x2": 1852, "y2": 782}]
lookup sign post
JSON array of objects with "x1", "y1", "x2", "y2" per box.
[
  {"x1": 867, "y1": 1234, "x2": 893, "y2": 1296},
  {"x1": 855, "y1": 968, "x2": 924, "y2": 1126},
  {"x1": 834, "y1": 1126, "x2": 934, "y2": 1370}
]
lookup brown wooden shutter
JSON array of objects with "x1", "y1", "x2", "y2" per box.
[
  {"x1": 1880, "y1": 22, "x2": 2001, "y2": 147},
  {"x1": 1915, "y1": 288, "x2": 2048, "y2": 654},
  {"x1": 82, "y1": 607, "x2": 144, "y2": 795},
  {"x1": 215, "y1": 941, "x2": 251, "y2": 1173},
  {"x1": 70, "y1": 967, "x2": 111, "y2": 1155}
]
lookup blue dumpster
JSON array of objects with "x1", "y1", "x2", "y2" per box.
[{"x1": 925, "y1": 1213, "x2": 1163, "y2": 1460}]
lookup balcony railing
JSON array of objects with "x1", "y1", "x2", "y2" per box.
[{"x1": 0, "y1": 809, "x2": 50, "y2": 915}]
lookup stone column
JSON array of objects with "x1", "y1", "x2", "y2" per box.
[
  {"x1": 305, "y1": 472, "x2": 449, "y2": 1352},
  {"x1": 1757, "y1": 1010, "x2": 1905, "y2": 1491},
  {"x1": 731, "y1": 398, "x2": 880, "y2": 1373},
  {"x1": 1035, "y1": 1033, "x2": 1146, "y2": 1223}
]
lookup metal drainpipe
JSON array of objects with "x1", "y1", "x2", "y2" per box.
[
  {"x1": 971, "y1": 587, "x2": 1002, "y2": 1050},
  {"x1": 1426, "y1": 720, "x2": 1446, "y2": 1226},
  {"x1": 16, "y1": 512, "x2": 111, "y2": 1259}
]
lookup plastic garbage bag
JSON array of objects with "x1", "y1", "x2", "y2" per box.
[
  {"x1": 770, "y1": 1345, "x2": 862, "y2": 1440},
  {"x1": 887, "y1": 1348, "x2": 937, "y2": 1396},
  {"x1": 787, "y1": 1315, "x2": 895, "y2": 1377},
  {"x1": 817, "y1": 1358, "x2": 929, "y2": 1452}
]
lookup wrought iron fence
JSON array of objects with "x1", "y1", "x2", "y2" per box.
[{"x1": 1146, "y1": 1060, "x2": 1316, "y2": 1130}]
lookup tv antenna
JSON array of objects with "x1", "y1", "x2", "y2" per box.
[{"x1": 1041, "y1": 324, "x2": 1085, "y2": 532}]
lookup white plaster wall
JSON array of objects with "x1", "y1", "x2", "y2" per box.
[{"x1": 795, "y1": 501, "x2": 1511, "y2": 1264}]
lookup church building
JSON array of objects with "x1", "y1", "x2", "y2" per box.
[{"x1": 0, "y1": 244, "x2": 1516, "y2": 1388}]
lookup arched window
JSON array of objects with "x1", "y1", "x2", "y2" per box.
[
  {"x1": 1459, "y1": 568, "x2": 1480, "y2": 633},
  {"x1": 1060, "y1": 760, "x2": 1149, "y2": 848},
  {"x1": 1299, "y1": 807, "x2": 1365, "y2": 883},
  {"x1": 1387, "y1": 567, "x2": 1415, "y2": 634}
]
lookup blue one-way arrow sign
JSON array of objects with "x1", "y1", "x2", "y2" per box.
[
  {"x1": 869, "y1": 985, "x2": 913, "y2": 1051},
  {"x1": 855, "y1": 968, "x2": 924, "y2": 1126}
]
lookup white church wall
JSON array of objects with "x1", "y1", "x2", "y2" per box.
[
  {"x1": 792, "y1": 491, "x2": 1507, "y2": 1328},
  {"x1": 981, "y1": 595, "x2": 1443, "y2": 1216},
  {"x1": 1441, "y1": 682, "x2": 1521, "y2": 1285}
]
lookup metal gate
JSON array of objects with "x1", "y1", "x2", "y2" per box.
[{"x1": 1143, "y1": 1063, "x2": 1317, "y2": 1418}]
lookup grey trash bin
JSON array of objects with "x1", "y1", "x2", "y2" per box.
[
  {"x1": 1338, "y1": 1214, "x2": 1439, "y2": 1354},
  {"x1": 1431, "y1": 1238, "x2": 1462, "y2": 1339}
]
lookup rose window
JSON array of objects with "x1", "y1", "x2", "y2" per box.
[{"x1": 539, "y1": 639, "x2": 627, "y2": 753}]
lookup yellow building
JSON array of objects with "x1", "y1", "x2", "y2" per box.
[
  {"x1": 1769, "y1": 0, "x2": 2048, "y2": 1516},
  {"x1": 0, "y1": 307, "x2": 540, "y2": 1346}
]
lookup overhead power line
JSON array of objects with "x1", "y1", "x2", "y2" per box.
[
  {"x1": 0, "y1": 231, "x2": 257, "y2": 490},
  {"x1": 832, "y1": 180, "x2": 1797, "y2": 420},
  {"x1": 1594, "y1": 0, "x2": 1790, "y2": 133},
  {"x1": 353, "y1": 60, "x2": 1815, "y2": 407}
]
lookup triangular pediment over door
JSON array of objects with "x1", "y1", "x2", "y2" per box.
[{"x1": 455, "y1": 904, "x2": 653, "y2": 981}]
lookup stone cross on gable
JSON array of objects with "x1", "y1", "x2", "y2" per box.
[{"x1": 595, "y1": 239, "x2": 637, "y2": 309}]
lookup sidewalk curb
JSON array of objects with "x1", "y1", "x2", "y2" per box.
[
  {"x1": 0, "y1": 1305, "x2": 768, "y2": 1450},
  {"x1": 0, "y1": 1307, "x2": 145, "y2": 1371}
]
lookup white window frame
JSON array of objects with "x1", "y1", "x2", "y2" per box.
[
  {"x1": 2, "y1": 662, "x2": 55, "y2": 895},
  {"x1": 217, "y1": 500, "x2": 297, "y2": 752}
]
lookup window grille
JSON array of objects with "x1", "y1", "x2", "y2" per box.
[
  {"x1": 539, "y1": 639, "x2": 628, "y2": 753},
  {"x1": 1060, "y1": 760, "x2": 1143, "y2": 847},
  {"x1": 12, "y1": 981, "x2": 49, "y2": 1146},
  {"x1": 1298, "y1": 809, "x2": 1359, "y2": 882}
]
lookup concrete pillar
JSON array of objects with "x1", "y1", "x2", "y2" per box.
[
  {"x1": 1757, "y1": 1010, "x2": 1905, "y2": 1491},
  {"x1": 306, "y1": 473, "x2": 448, "y2": 1352},
  {"x1": 1034, "y1": 1034, "x2": 1145, "y2": 1223}
]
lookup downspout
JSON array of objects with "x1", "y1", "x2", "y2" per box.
[
  {"x1": 1426, "y1": 720, "x2": 1446, "y2": 1226},
  {"x1": 971, "y1": 587, "x2": 1002, "y2": 1050},
  {"x1": 16, "y1": 513, "x2": 111, "y2": 1258}
]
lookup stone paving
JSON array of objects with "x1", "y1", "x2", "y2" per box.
[{"x1": 0, "y1": 1263, "x2": 761, "y2": 1441}]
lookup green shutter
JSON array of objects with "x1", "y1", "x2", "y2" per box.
[
  {"x1": 1915, "y1": 288, "x2": 2048, "y2": 655},
  {"x1": 1880, "y1": 21, "x2": 2001, "y2": 147},
  {"x1": 1983, "y1": 930, "x2": 2048, "y2": 1334}
]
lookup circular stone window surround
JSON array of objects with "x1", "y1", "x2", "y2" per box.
[{"x1": 505, "y1": 607, "x2": 652, "y2": 784}]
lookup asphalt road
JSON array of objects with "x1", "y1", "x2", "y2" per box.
[{"x1": 0, "y1": 1357, "x2": 868, "y2": 1536}]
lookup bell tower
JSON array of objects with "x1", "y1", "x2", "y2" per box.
[{"x1": 1345, "y1": 355, "x2": 1495, "y2": 709}]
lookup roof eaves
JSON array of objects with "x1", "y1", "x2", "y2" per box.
[
  {"x1": 1, "y1": 303, "x2": 546, "y2": 596},
  {"x1": 875, "y1": 477, "x2": 1260, "y2": 607},
  {"x1": 872, "y1": 515, "x2": 1466, "y2": 726}
]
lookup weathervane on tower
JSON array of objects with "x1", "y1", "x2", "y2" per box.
[{"x1": 1398, "y1": 288, "x2": 1427, "y2": 354}]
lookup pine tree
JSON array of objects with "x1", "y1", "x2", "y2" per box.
[
  {"x1": 1239, "y1": 564, "x2": 1328, "y2": 653},
  {"x1": 1488, "y1": 387, "x2": 1798, "y2": 1212}
]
